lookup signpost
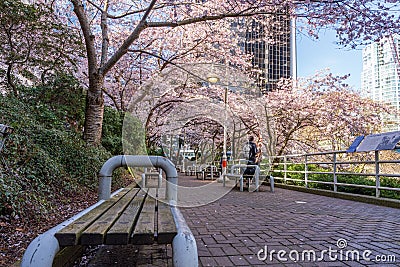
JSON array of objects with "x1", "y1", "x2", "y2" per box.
[
  {"x1": 349, "y1": 131, "x2": 400, "y2": 152},
  {"x1": 346, "y1": 130, "x2": 400, "y2": 198}
]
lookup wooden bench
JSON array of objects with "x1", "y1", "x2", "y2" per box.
[
  {"x1": 22, "y1": 155, "x2": 198, "y2": 267},
  {"x1": 185, "y1": 165, "x2": 197, "y2": 176},
  {"x1": 194, "y1": 164, "x2": 205, "y2": 179},
  {"x1": 55, "y1": 186, "x2": 176, "y2": 247},
  {"x1": 141, "y1": 167, "x2": 163, "y2": 188},
  {"x1": 222, "y1": 164, "x2": 274, "y2": 192},
  {"x1": 196, "y1": 165, "x2": 218, "y2": 180}
]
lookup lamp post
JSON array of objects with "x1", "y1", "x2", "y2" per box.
[
  {"x1": 221, "y1": 86, "x2": 228, "y2": 177},
  {"x1": 207, "y1": 68, "x2": 228, "y2": 181}
]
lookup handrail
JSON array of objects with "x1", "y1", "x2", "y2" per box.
[{"x1": 267, "y1": 150, "x2": 400, "y2": 198}]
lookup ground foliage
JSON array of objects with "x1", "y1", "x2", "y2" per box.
[{"x1": 0, "y1": 77, "x2": 131, "y2": 265}]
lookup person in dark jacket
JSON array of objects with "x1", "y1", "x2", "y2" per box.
[
  {"x1": 246, "y1": 136, "x2": 258, "y2": 164},
  {"x1": 243, "y1": 135, "x2": 258, "y2": 178}
]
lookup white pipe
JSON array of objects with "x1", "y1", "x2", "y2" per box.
[
  {"x1": 99, "y1": 155, "x2": 178, "y2": 201},
  {"x1": 170, "y1": 201, "x2": 198, "y2": 267}
]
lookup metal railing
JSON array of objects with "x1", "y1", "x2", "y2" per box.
[{"x1": 266, "y1": 150, "x2": 400, "y2": 198}]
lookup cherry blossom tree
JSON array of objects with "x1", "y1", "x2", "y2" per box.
[
  {"x1": 254, "y1": 71, "x2": 394, "y2": 158},
  {"x1": 61, "y1": 0, "x2": 400, "y2": 145},
  {"x1": 0, "y1": 0, "x2": 82, "y2": 95},
  {"x1": 122, "y1": 62, "x2": 263, "y2": 161}
]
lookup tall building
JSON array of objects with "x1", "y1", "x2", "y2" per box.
[
  {"x1": 242, "y1": 12, "x2": 296, "y2": 93},
  {"x1": 361, "y1": 35, "x2": 400, "y2": 131}
]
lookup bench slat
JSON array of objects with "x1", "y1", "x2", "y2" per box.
[
  {"x1": 55, "y1": 186, "x2": 133, "y2": 246},
  {"x1": 80, "y1": 187, "x2": 140, "y2": 245},
  {"x1": 157, "y1": 201, "x2": 177, "y2": 244},
  {"x1": 130, "y1": 189, "x2": 157, "y2": 245},
  {"x1": 105, "y1": 189, "x2": 148, "y2": 245},
  {"x1": 55, "y1": 185, "x2": 178, "y2": 248}
]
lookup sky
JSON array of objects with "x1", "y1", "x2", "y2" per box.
[{"x1": 296, "y1": 29, "x2": 364, "y2": 91}]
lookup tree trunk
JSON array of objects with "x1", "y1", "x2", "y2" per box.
[{"x1": 83, "y1": 75, "x2": 105, "y2": 145}]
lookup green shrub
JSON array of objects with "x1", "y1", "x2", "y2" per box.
[
  {"x1": 0, "y1": 91, "x2": 129, "y2": 219},
  {"x1": 19, "y1": 73, "x2": 86, "y2": 131},
  {"x1": 122, "y1": 113, "x2": 146, "y2": 155},
  {"x1": 102, "y1": 106, "x2": 124, "y2": 155},
  {"x1": 380, "y1": 177, "x2": 400, "y2": 199}
]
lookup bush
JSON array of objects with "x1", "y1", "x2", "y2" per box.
[
  {"x1": 0, "y1": 90, "x2": 128, "y2": 219},
  {"x1": 102, "y1": 106, "x2": 124, "y2": 155},
  {"x1": 19, "y1": 73, "x2": 86, "y2": 131}
]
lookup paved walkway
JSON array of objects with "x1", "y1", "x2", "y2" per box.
[{"x1": 82, "y1": 174, "x2": 400, "y2": 266}]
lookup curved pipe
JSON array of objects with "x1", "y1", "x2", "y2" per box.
[{"x1": 98, "y1": 155, "x2": 178, "y2": 202}]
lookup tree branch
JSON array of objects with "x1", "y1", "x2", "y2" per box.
[
  {"x1": 100, "y1": 0, "x2": 158, "y2": 75},
  {"x1": 147, "y1": 10, "x2": 288, "y2": 28},
  {"x1": 107, "y1": 3, "x2": 177, "y2": 19},
  {"x1": 100, "y1": 0, "x2": 110, "y2": 67},
  {"x1": 71, "y1": 0, "x2": 98, "y2": 77},
  {"x1": 102, "y1": 87, "x2": 121, "y2": 111},
  {"x1": 128, "y1": 48, "x2": 211, "y2": 83}
]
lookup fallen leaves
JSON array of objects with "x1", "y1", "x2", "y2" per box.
[{"x1": 0, "y1": 189, "x2": 97, "y2": 266}]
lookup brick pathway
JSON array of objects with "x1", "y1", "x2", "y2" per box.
[{"x1": 81, "y1": 174, "x2": 400, "y2": 266}]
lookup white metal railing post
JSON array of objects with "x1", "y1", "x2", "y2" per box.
[
  {"x1": 142, "y1": 167, "x2": 147, "y2": 188},
  {"x1": 333, "y1": 152, "x2": 338, "y2": 192},
  {"x1": 254, "y1": 165, "x2": 260, "y2": 192},
  {"x1": 283, "y1": 155, "x2": 287, "y2": 184},
  {"x1": 375, "y1": 151, "x2": 380, "y2": 197},
  {"x1": 304, "y1": 155, "x2": 308, "y2": 188}
]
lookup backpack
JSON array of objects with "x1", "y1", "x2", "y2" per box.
[{"x1": 242, "y1": 141, "x2": 254, "y2": 161}]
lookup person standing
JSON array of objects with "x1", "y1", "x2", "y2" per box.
[
  {"x1": 243, "y1": 135, "x2": 258, "y2": 180},
  {"x1": 246, "y1": 135, "x2": 258, "y2": 165}
]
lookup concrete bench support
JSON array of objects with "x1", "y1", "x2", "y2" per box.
[{"x1": 171, "y1": 201, "x2": 198, "y2": 267}]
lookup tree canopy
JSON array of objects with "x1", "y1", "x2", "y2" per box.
[
  {"x1": 2, "y1": 0, "x2": 399, "y2": 152},
  {"x1": 0, "y1": 0, "x2": 82, "y2": 95}
]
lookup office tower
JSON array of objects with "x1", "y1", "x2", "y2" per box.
[
  {"x1": 242, "y1": 12, "x2": 296, "y2": 93},
  {"x1": 361, "y1": 35, "x2": 400, "y2": 131}
]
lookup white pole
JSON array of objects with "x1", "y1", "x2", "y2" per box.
[
  {"x1": 222, "y1": 86, "x2": 228, "y2": 175},
  {"x1": 218, "y1": 86, "x2": 229, "y2": 183}
]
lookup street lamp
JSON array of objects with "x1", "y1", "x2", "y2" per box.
[
  {"x1": 207, "y1": 65, "x2": 220, "y2": 84},
  {"x1": 221, "y1": 85, "x2": 228, "y2": 179},
  {"x1": 207, "y1": 69, "x2": 228, "y2": 181},
  {"x1": 175, "y1": 63, "x2": 255, "y2": 182},
  {"x1": 207, "y1": 73, "x2": 220, "y2": 84}
]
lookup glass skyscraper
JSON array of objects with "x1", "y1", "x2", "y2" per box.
[
  {"x1": 361, "y1": 35, "x2": 400, "y2": 131},
  {"x1": 242, "y1": 12, "x2": 296, "y2": 94}
]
